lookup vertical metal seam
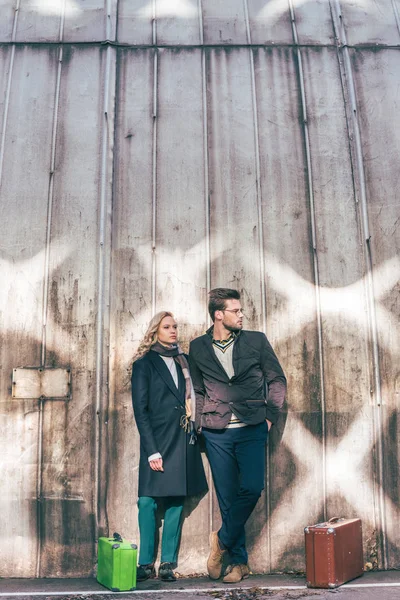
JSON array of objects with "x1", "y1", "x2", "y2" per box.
[
  {"x1": 0, "y1": 0, "x2": 20, "y2": 188},
  {"x1": 151, "y1": 49, "x2": 158, "y2": 316},
  {"x1": 100, "y1": 28, "x2": 117, "y2": 548},
  {"x1": 199, "y1": 5, "x2": 210, "y2": 295},
  {"x1": 41, "y1": 14, "x2": 65, "y2": 375},
  {"x1": 102, "y1": 46, "x2": 121, "y2": 547},
  {"x1": 114, "y1": 0, "x2": 120, "y2": 41},
  {"x1": 59, "y1": 0, "x2": 66, "y2": 42},
  {"x1": 243, "y1": 0, "x2": 251, "y2": 45},
  {"x1": 95, "y1": 42, "x2": 115, "y2": 544},
  {"x1": 105, "y1": 0, "x2": 112, "y2": 40},
  {"x1": 330, "y1": 0, "x2": 387, "y2": 570},
  {"x1": 96, "y1": 0, "x2": 116, "y2": 550},
  {"x1": 150, "y1": 0, "x2": 158, "y2": 316},
  {"x1": 10, "y1": 0, "x2": 20, "y2": 40},
  {"x1": 243, "y1": 1, "x2": 266, "y2": 333},
  {"x1": 152, "y1": 0, "x2": 157, "y2": 45},
  {"x1": 35, "y1": 1, "x2": 66, "y2": 579},
  {"x1": 391, "y1": 0, "x2": 400, "y2": 35},
  {"x1": 243, "y1": 0, "x2": 270, "y2": 570},
  {"x1": 288, "y1": 0, "x2": 327, "y2": 521},
  {"x1": 199, "y1": 0, "x2": 213, "y2": 537},
  {"x1": 0, "y1": 0, "x2": 44, "y2": 580},
  {"x1": 35, "y1": 398, "x2": 45, "y2": 577},
  {"x1": 198, "y1": 0, "x2": 204, "y2": 45}
]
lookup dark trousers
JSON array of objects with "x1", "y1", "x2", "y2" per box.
[{"x1": 202, "y1": 421, "x2": 268, "y2": 565}]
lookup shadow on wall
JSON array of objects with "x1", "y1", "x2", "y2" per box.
[
  {"x1": 108, "y1": 265, "x2": 400, "y2": 570},
  {"x1": 1, "y1": 333, "x2": 96, "y2": 577},
  {"x1": 2, "y1": 235, "x2": 400, "y2": 574},
  {"x1": 30, "y1": 496, "x2": 96, "y2": 576},
  {"x1": 3, "y1": 334, "x2": 400, "y2": 574}
]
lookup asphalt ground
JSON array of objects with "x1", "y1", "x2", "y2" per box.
[{"x1": 1, "y1": 571, "x2": 400, "y2": 600}]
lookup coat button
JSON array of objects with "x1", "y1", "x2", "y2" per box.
[{"x1": 228, "y1": 383, "x2": 232, "y2": 386}]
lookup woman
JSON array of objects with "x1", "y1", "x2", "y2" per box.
[{"x1": 131, "y1": 311, "x2": 208, "y2": 582}]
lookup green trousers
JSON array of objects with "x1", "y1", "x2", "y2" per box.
[{"x1": 138, "y1": 496, "x2": 184, "y2": 565}]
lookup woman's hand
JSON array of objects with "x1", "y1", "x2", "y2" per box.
[
  {"x1": 266, "y1": 419, "x2": 272, "y2": 431},
  {"x1": 149, "y1": 457, "x2": 164, "y2": 472}
]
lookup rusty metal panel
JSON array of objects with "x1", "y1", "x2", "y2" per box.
[
  {"x1": 0, "y1": 0, "x2": 15, "y2": 42},
  {"x1": 117, "y1": 0, "x2": 153, "y2": 44},
  {"x1": 106, "y1": 48, "x2": 154, "y2": 550},
  {"x1": 206, "y1": 48, "x2": 261, "y2": 315},
  {"x1": 39, "y1": 399, "x2": 95, "y2": 577},
  {"x1": 301, "y1": 47, "x2": 377, "y2": 564},
  {"x1": 247, "y1": 0, "x2": 293, "y2": 44},
  {"x1": 248, "y1": 0, "x2": 335, "y2": 45},
  {"x1": 1, "y1": 2, "x2": 400, "y2": 580},
  {"x1": 0, "y1": 403, "x2": 39, "y2": 576},
  {"x1": 12, "y1": 0, "x2": 116, "y2": 43},
  {"x1": 156, "y1": 1, "x2": 201, "y2": 45},
  {"x1": 0, "y1": 45, "x2": 58, "y2": 577},
  {"x1": 155, "y1": 49, "x2": 210, "y2": 567},
  {"x1": 339, "y1": 0, "x2": 400, "y2": 45},
  {"x1": 351, "y1": 47, "x2": 400, "y2": 567},
  {"x1": 63, "y1": 0, "x2": 115, "y2": 42},
  {"x1": 0, "y1": 47, "x2": 58, "y2": 232},
  {"x1": 108, "y1": 47, "x2": 211, "y2": 572},
  {"x1": 252, "y1": 46, "x2": 321, "y2": 572},
  {"x1": 12, "y1": 368, "x2": 71, "y2": 399},
  {"x1": 202, "y1": 0, "x2": 247, "y2": 44},
  {"x1": 15, "y1": 0, "x2": 62, "y2": 42},
  {"x1": 37, "y1": 46, "x2": 113, "y2": 577},
  {"x1": 206, "y1": 46, "x2": 270, "y2": 569},
  {"x1": 156, "y1": 49, "x2": 206, "y2": 325},
  {"x1": 292, "y1": 0, "x2": 335, "y2": 44},
  {"x1": 0, "y1": 46, "x2": 11, "y2": 111}
]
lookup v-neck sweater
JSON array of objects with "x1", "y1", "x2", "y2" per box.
[{"x1": 212, "y1": 342, "x2": 246, "y2": 429}]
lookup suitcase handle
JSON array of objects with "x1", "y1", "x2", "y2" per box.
[
  {"x1": 113, "y1": 532, "x2": 123, "y2": 542},
  {"x1": 327, "y1": 517, "x2": 344, "y2": 524}
]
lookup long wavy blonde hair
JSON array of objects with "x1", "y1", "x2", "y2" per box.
[{"x1": 132, "y1": 311, "x2": 175, "y2": 363}]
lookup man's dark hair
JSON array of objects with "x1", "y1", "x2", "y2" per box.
[{"x1": 208, "y1": 288, "x2": 241, "y2": 322}]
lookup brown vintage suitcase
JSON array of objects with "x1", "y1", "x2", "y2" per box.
[{"x1": 304, "y1": 517, "x2": 363, "y2": 588}]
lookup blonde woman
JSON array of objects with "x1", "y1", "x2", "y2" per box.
[{"x1": 131, "y1": 311, "x2": 208, "y2": 582}]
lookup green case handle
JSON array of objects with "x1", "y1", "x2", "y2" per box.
[{"x1": 113, "y1": 532, "x2": 123, "y2": 543}]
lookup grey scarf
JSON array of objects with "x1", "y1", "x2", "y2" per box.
[{"x1": 151, "y1": 341, "x2": 197, "y2": 444}]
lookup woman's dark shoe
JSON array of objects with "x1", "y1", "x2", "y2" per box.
[
  {"x1": 136, "y1": 563, "x2": 156, "y2": 582},
  {"x1": 158, "y1": 562, "x2": 177, "y2": 582}
]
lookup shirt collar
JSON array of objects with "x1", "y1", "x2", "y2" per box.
[{"x1": 206, "y1": 325, "x2": 240, "y2": 341}]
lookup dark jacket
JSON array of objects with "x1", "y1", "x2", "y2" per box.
[
  {"x1": 189, "y1": 329, "x2": 286, "y2": 430},
  {"x1": 131, "y1": 350, "x2": 208, "y2": 497}
]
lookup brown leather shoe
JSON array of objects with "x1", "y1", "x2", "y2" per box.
[
  {"x1": 207, "y1": 531, "x2": 226, "y2": 580},
  {"x1": 223, "y1": 563, "x2": 251, "y2": 583}
]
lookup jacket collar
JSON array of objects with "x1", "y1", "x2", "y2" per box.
[{"x1": 206, "y1": 325, "x2": 241, "y2": 341}]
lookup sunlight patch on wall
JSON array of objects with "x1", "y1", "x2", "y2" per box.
[
  {"x1": 29, "y1": 0, "x2": 81, "y2": 17},
  {"x1": 137, "y1": 0, "x2": 198, "y2": 18},
  {"x1": 264, "y1": 411, "x2": 396, "y2": 564}
]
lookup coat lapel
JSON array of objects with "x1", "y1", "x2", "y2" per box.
[{"x1": 148, "y1": 351, "x2": 183, "y2": 401}]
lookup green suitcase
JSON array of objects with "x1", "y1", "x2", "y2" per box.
[{"x1": 97, "y1": 532, "x2": 137, "y2": 591}]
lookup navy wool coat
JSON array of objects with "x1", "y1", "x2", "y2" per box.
[{"x1": 131, "y1": 350, "x2": 208, "y2": 498}]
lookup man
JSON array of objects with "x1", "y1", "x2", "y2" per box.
[{"x1": 189, "y1": 288, "x2": 286, "y2": 583}]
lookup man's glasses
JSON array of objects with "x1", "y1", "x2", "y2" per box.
[{"x1": 223, "y1": 309, "x2": 245, "y2": 316}]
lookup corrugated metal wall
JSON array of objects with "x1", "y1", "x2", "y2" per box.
[{"x1": 0, "y1": 0, "x2": 399, "y2": 577}]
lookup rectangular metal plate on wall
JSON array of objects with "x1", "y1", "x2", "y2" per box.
[{"x1": 12, "y1": 368, "x2": 71, "y2": 399}]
